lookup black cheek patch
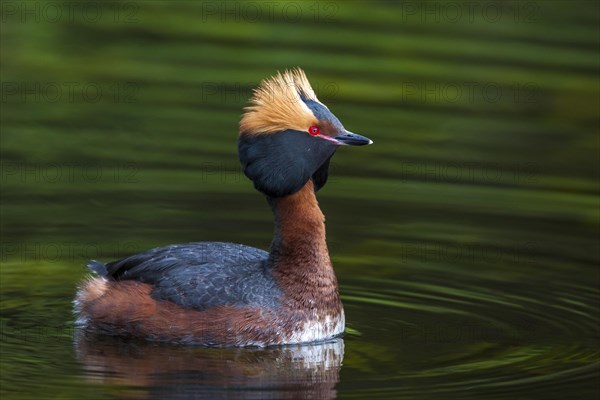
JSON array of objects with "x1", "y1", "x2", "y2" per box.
[
  {"x1": 238, "y1": 131, "x2": 336, "y2": 198},
  {"x1": 312, "y1": 155, "x2": 333, "y2": 192},
  {"x1": 244, "y1": 154, "x2": 311, "y2": 198}
]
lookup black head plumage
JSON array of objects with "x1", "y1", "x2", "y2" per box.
[
  {"x1": 238, "y1": 68, "x2": 371, "y2": 198},
  {"x1": 238, "y1": 130, "x2": 336, "y2": 198}
]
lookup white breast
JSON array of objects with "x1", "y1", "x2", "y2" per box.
[{"x1": 286, "y1": 311, "x2": 345, "y2": 344}]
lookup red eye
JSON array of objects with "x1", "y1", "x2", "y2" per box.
[{"x1": 308, "y1": 126, "x2": 320, "y2": 136}]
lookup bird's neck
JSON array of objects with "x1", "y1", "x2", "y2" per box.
[{"x1": 268, "y1": 180, "x2": 340, "y2": 308}]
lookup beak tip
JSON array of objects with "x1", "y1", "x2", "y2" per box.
[{"x1": 335, "y1": 131, "x2": 373, "y2": 146}]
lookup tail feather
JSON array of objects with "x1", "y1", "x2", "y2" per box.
[{"x1": 87, "y1": 260, "x2": 108, "y2": 276}]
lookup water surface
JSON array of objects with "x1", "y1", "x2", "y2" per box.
[{"x1": 1, "y1": 1, "x2": 599, "y2": 399}]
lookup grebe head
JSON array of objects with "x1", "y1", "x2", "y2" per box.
[{"x1": 238, "y1": 68, "x2": 372, "y2": 198}]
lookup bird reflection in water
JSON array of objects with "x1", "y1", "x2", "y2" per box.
[{"x1": 74, "y1": 332, "x2": 344, "y2": 400}]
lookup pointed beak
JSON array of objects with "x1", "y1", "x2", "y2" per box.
[{"x1": 334, "y1": 131, "x2": 373, "y2": 146}]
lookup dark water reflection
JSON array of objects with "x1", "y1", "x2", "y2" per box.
[{"x1": 75, "y1": 334, "x2": 344, "y2": 400}]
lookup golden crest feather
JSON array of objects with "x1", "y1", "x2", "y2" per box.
[{"x1": 239, "y1": 68, "x2": 323, "y2": 135}]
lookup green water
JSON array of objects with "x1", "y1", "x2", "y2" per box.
[{"x1": 1, "y1": 1, "x2": 599, "y2": 399}]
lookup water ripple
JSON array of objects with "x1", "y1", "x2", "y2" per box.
[{"x1": 339, "y1": 275, "x2": 600, "y2": 398}]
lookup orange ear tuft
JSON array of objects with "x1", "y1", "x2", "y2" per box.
[{"x1": 239, "y1": 68, "x2": 325, "y2": 135}]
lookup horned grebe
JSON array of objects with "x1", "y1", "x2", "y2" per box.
[{"x1": 74, "y1": 68, "x2": 372, "y2": 346}]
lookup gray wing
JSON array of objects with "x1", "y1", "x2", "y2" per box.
[{"x1": 87, "y1": 242, "x2": 282, "y2": 310}]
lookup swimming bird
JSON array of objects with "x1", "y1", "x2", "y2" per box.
[{"x1": 74, "y1": 68, "x2": 372, "y2": 347}]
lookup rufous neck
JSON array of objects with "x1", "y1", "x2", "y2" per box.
[
  {"x1": 268, "y1": 180, "x2": 340, "y2": 309},
  {"x1": 269, "y1": 180, "x2": 327, "y2": 261}
]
